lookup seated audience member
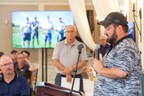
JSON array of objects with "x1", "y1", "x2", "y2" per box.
[
  {"x1": 0, "y1": 55, "x2": 30, "y2": 96},
  {"x1": 93, "y1": 35, "x2": 110, "y2": 60},
  {"x1": 15, "y1": 53, "x2": 36, "y2": 96},
  {"x1": 15, "y1": 53, "x2": 30, "y2": 80},
  {"x1": 0, "y1": 51, "x2": 4, "y2": 75},
  {"x1": 21, "y1": 50, "x2": 36, "y2": 71},
  {"x1": 15, "y1": 53, "x2": 33, "y2": 94},
  {"x1": 10, "y1": 50, "x2": 18, "y2": 63},
  {"x1": 10, "y1": 50, "x2": 18, "y2": 70},
  {"x1": 0, "y1": 52, "x2": 4, "y2": 57}
]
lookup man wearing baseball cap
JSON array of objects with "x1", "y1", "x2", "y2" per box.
[{"x1": 93, "y1": 12, "x2": 142, "y2": 96}]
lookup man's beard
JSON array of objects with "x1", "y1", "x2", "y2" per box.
[{"x1": 107, "y1": 28, "x2": 117, "y2": 45}]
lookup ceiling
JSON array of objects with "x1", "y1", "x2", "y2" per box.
[
  {"x1": 0, "y1": 0, "x2": 124, "y2": 12},
  {"x1": 0, "y1": 0, "x2": 123, "y2": 6}
]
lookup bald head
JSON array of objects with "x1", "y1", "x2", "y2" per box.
[
  {"x1": 0, "y1": 55, "x2": 14, "y2": 75},
  {"x1": 0, "y1": 55, "x2": 13, "y2": 65}
]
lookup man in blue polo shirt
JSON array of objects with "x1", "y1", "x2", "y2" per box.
[{"x1": 0, "y1": 55, "x2": 30, "y2": 96}]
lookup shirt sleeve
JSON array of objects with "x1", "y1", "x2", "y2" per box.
[
  {"x1": 111, "y1": 47, "x2": 136, "y2": 73},
  {"x1": 52, "y1": 42, "x2": 61, "y2": 60}
]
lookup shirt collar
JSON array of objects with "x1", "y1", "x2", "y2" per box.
[
  {"x1": 107, "y1": 35, "x2": 130, "y2": 54},
  {"x1": 112, "y1": 35, "x2": 130, "y2": 48},
  {"x1": 100, "y1": 44, "x2": 109, "y2": 48},
  {"x1": 1, "y1": 72, "x2": 18, "y2": 83},
  {"x1": 64, "y1": 39, "x2": 77, "y2": 46}
]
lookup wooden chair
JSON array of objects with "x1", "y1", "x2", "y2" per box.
[{"x1": 29, "y1": 69, "x2": 38, "y2": 96}]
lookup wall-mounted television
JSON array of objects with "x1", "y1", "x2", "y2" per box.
[
  {"x1": 12, "y1": 11, "x2": 74, "y2": 48},
  {"x1": 128, "y1": 22, "x2": 135, "y2": 41}
]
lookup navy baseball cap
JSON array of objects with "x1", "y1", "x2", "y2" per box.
[{"x1": 98, "y1": 12, "x2": 128, "y2": 26}]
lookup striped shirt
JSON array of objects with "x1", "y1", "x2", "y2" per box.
[{"x1": 94, "y1": 35, "x2": 142, "y2": 96}]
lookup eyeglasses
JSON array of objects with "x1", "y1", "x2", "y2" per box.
[
  {"x1": 0, "y1": 62, "x2": 13, "y2": 67},
  {"x1": 66, "y1": 30, "x2": 75, "y2": 33}
]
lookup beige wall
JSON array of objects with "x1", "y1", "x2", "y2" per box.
[{"x1": 0, "y1": 5, "x2": 39, "y2": 61}]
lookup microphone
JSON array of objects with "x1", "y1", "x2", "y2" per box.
[
  {"x1": 77, "y1": 44, "x2": 84, "y2": 53},
  {"x1": 78, "y1": 44, "x2": 84, "y2": 50},
  {"x1": 70, "y1": 44, "x2": 84, "y2": 96}
]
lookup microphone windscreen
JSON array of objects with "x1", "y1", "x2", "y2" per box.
[{"x1": 77, "y1": 44, "x2": 84, "y2": 50}]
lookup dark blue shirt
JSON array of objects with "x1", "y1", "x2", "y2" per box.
[
  {"x1": 15, "y1": 63, "x2": 30, "y2": 80},
  {"x1": 95, "y1": 44, "x2": 110, "y2": 60},
  {"x1": 0, "y1": 73, "x2": 30, "y2": 96}
]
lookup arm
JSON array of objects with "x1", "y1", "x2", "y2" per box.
[
  {"x1": 62, "y1": 60, "x2": 87, "y2": 75},
  {"x1": 62, "y1": 43, "x2": 87, "y2": 74},
  {"x1": 70, "y1": 60, "x2": 87, "y2": 71},
  {"x1": 93, "y1": 59, "x2": 128, "y2": 79},
  {"x1": 25, "y1": 59, "x2": 36, "y2": 71},
  {"x1": 53, "y1": 58, "x2": 86, "y2": 75},
  {"x1": 52, "y1": 59, "x2": 65, "y2": 72}
]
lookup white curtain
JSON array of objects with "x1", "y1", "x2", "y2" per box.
[
  {"x1": 92, "y1": 0, "x2": 120, "y2": 21},
  {"x1": 68, "y1": 0, "x2": 96, "y2": 50},
  {"x1": 68, "y1": 0, "x2": 120, "y2": 50},
  {"x1": 92, "y1": 0, "x2": 120, "y2": 35}
]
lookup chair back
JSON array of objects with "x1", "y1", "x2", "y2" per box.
[{"x1": 29, "y1": 69, "x2": 38, "y2": 91}]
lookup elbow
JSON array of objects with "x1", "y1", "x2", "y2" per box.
[
  {"x1": 52, "y1": 59, "x2": 58, "y2": 66},
  {"x1": 115, "y1": 71, "x2": 128, "y2": 78},
  {"x1": 52, "y1": 60, "x2": 56, "y2": 66}
]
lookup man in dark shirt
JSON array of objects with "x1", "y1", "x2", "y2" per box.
[
  {"x1": 0, "y1": 55, "x2": 30, "y2": 96},
  {"x1": 96, "y1": 35, "x2": 110, "y2": 60},
  {"x1": 15, "y1": 53, "x2": 30, "y2": 80},
  {"x1": 15, "y1": 53, "x2": 36, "y2": 96}
]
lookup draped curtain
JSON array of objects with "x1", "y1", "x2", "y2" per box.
[
  {"x1": 68, "y1": 0, "x2": 96, "y2": 50},
  {"x1": 68, "y1": 0, "x2": 120, "y2": 50},
  {"x1": 92, "y1": 0, "x2": 120, "y2": 21},
  {"x1": 92, "y1": 0, "x2": 120, "y2": 35}
]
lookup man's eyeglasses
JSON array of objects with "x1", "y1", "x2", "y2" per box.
[{"x1": 66, "y1": 30, "x2": 75, "y2": 33}]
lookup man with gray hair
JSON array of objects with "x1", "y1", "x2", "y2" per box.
[{"x1": 52, "y1": 25, "x2": 87, "y2": 92}]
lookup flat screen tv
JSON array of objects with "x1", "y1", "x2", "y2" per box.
[
  {"x1": 128, "y1": 22, "x2": 135, "y2": 41},
  {"x1": 12, "y1": 11, "x2": 74, "y2": 48}
]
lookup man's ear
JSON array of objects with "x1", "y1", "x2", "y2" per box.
[
  {"x1": 0, "y1": 66, "x2": 2, "y2": 71},
  {"x1": 118, "y1": 25, "x2": 123, "y2": 31}
]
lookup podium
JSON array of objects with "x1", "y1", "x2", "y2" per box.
[{"x1": 36, "y1": 82, "x2": 84, "y2": 96}]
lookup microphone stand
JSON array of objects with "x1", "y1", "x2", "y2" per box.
[{"x1": 70, "y1": 50, "x2": 82, "y2": 96}]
